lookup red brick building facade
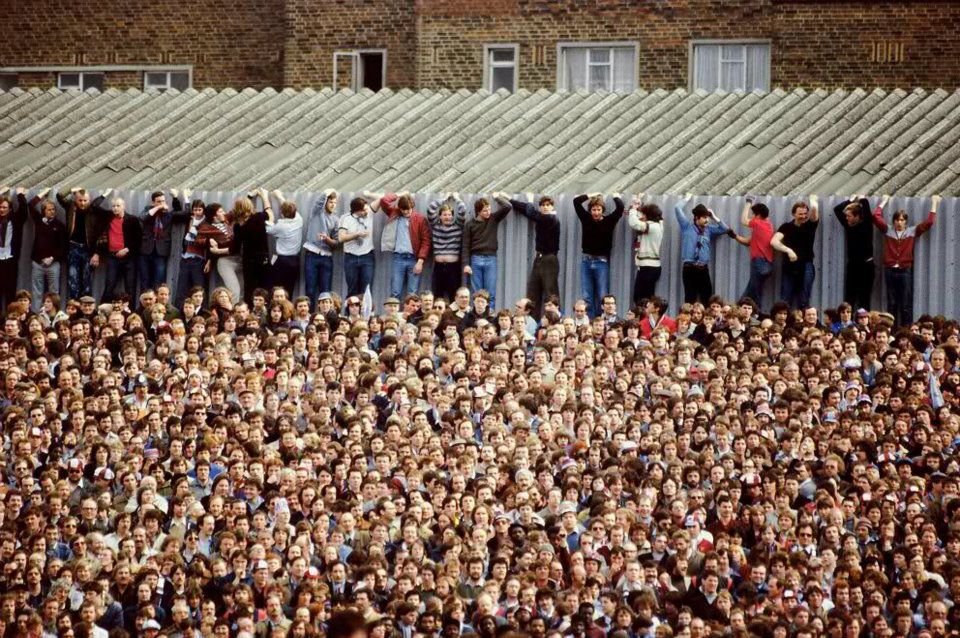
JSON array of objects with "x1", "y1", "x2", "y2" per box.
[{"x1": 2, "y1": 0, "x2": 958, "y2": 92}]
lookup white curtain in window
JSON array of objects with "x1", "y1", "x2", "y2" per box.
[
  {"x1": 693, "y1": 45, "x2": 719, "y2": 91},
  {"x1": 564, "y1": 48, "x2": 588, "y2": 91},
  {"x1": 745, "y1": 44, "x2": 771, "y2": 91},
  {"x1": 612, "y1": 47, "x2": 636, "y2": 92}
]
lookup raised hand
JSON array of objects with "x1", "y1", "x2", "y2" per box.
[
  {"x1": 809, "y1": 194, "x2": 818, "y2": 208},
  {"x1": 323, "y1": 188, "x2": 336, "y2": 197},
  {"x1": 932, "y1": 195, "x2": 942, "y2": 209},
  {"x1": 102, "y1": 188, "x2": 113, "y2": 198},
  {"x1": 879, "y1": 194, "x2": 890, "y2": 208},
  {"x1": 169, "y1": 188, "x2": 179, "y2": 199},
  {"x1": 38, "y1": 187, "x2": 51, "y2": 199},
  {"x1": 183, "y1": 188, "x2": 193, "y2": 201},
  {"x1": 14, "y1": 187, "x2": 25, "y2": 196},
  {"x1": 611, "y1": 192, "x2": 622, "y2": 200},
  {"x1": 587, "y1": 192, "x2": 602, "y2": 199}
]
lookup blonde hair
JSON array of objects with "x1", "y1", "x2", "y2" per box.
[{"x1": 232, "y1": 197, "x2": 255, "y2": 225}]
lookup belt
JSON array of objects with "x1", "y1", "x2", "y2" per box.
[
  {"x1": 583, "y1": 254, "x2": 608, "y2": 262},
  {"x1": 536, "y1": 252, "x2": 557, "y2": 259},
  {"x1": 683, "y1": 262, "x2": 708, "y2": 269}
]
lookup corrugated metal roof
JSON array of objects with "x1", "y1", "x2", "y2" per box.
[{"x1": 1, "y1": 86, "x2": 959, "y2": 196}]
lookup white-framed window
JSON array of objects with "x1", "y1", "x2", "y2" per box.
[
  {"x1": 144, "y1": 70, "x2": 191, "y2": 91},
  {"x1": 690, "y1": 41, "x2": 771, "y2": 92},
  {"x1": 57, "y1": 72, "x2": 105, "y2": 91},
  {"x1": 333, "y1": 50, "x2": 386, "y2": 91},
  {"x1": 557, "y1": 43, "x2": 637, "y2": 92},
  {"x1": 484, "y1": 44, "x2": 518, "y2": 93}
]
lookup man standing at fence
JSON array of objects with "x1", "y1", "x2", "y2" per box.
[
  {"x1": 834, "y1": 194, "x2": 875, "y2": 310},
  {"x1": 23, "y1": 188, "x2": 67, "y2": 312},
  {"x1": 463, "y1": 195, "x2": 511, "y2": 309},
  {"x1": 0, "y1": 187, "x2": 29, "y2": 311},
  {"x1": 510, "y1": 193, "x2": 561, "y2": 319},
  {"x1": 427, "y1": 193, "x2": 467, "y2": 305},
  {"x1": 266, "y1": 190, "x2": 303, "y2": 300},
  {"x1": 573, "y1": 192, "x2": 624, "y2": 317},
  {"x1": 58, "y1": 186, "x2": 111, "y2": 301},
  {"x1": 873, "y1": 194, "x2": 939, "y2": 326},
  {"x1": 338, "y1": 197, "x2": 375, "y2": 298},
  {"x1": 137, "y1": 189, "x2": 183, "y2": 295},
  {"x1": 675, "y1": 194, "x2": 733, "y2": 304},
  {"x1": 303, "y1": 189, "x2": 340, "y2": 310},
  {"x1": 101, "y1": 197, "x2": 142, "y2": 303},
  {"x1": 738, "y1": 197, "x2": 774, "y2": 308},
  {"x1": 627, "y1": 194, "x2": 664, "y2": 306},
  {"x1": 374, "y1": 192, "x2": 431, "y2": 299},
  {"x1": 772, "y1": 196, "x2": 819, "y2": 310}
]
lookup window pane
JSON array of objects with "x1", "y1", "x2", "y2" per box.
[
  {"x1": 693, "y1": 45, "x2": 719, "y2": 91},
  {"x1": 563, "y1": 48, "x2": 587, "y2": 91},
  {"x1": 59, "y1": 73, "x2": 80, "y2": 89},
  {"x1": 720, "y1": 44, "x2": 745, "y2": 63},
  {"x1": 491, "y1": 48, "x2": 515, "y2": 63},
  {"x1": 83, "y1": 74, "x2": 105, "y2": 91},
  {"x1": 588, "y1": 64, "x2": 610, "y2": 91},
  {"x1": 145, "y1": 72, "x2": 168, "y2": 88},
  {"x1": 491, "y1": 66, "x2": 515, "y2": 92},
  {"x1": 589, "y1": 48, "x2": 611, "y2": 64},
  {"x1": 171, "y1": 72, "x2": 190, "y2": 91},
  {"x1": 745, "y1": 44, "x2": 771, "y2": 91},
  {"x1": 720, "y1": 61, "x2": 745, "y2": 91},
  {"x1": 612, "y1": 48, "x2": 636, "y2": 91}
]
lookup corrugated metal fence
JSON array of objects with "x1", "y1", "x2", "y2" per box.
[{"x1": 11, "y1": 190, "x2": 957, "y2": 317}]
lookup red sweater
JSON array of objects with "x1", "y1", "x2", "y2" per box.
[
  {"x1": 872, "y1": 206, "x2": 935, "y2": 269},
  {"x1": 380, "y1": 193, "x2": 432, "y2": 261}
]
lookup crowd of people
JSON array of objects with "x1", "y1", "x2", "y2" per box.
[{"x1": 0, "y1": 185, "x2": 955, "y2": 638}]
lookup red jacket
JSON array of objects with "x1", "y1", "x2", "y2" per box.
[
  {"x1": 640, "y1": 313, "x2": 677, "y2": 339},
  {"x1": 872, "y1": 206, "x2": 935, "y2": 269},
  {"x1": 380, "y1": 193, "x2": 432, "y2": 261}
]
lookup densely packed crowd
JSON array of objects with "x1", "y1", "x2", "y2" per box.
[{"x1": 0, "y1": 185, "x2": 955, "y2": 638}]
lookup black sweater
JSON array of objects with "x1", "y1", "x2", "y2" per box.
[
  {"x1": 573, "y1": 195, "x2": 624, "y2": 257},
  {"x1": 511, "y1": 199, "x2": 560, "y2": 255},
  {"x1": 25, "y1": 195, "x2": 67, "y2": 262},
  {"x1": 833, "y1": 197, "x2": 874, "y2": 264}
]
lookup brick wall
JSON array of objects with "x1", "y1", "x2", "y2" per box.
[
  {"x1": 0, "y1": 0, "x2": 285, "y2": 90},
  {"x1": 2, "y1": 0, "x2": 958, "y2": 92},
  {"x1": 281, "y1": 0, "x2": 417, "y2": 89}
]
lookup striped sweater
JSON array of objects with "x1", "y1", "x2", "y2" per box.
[{"x1": 427, "y1": 198, "x2": 467, "y2": 258}]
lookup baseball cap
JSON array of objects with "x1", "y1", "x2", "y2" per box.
[{"x1": 143, "y1": 620, "x2": 161, "y2": 631}]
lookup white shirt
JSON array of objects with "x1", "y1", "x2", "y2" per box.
[
  {"x1": 266, "y1": 212, "x2": 304, "y2": 257},
  {"x1": 339, "y1": 213, "x2": 374, "y2": 256}
]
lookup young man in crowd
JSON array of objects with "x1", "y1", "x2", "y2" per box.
[
  {"x1": 462, "y1": 194, "x2": 511, "y2": 309},
  {"x1": 303, "y1": 188, "x2": 340, "y2": 309},
  {"x1": 675, "y1": 194, "x2": 734, "y2": 304},
  {"x1": 627, "y1": 194, "x2": 664, "y2": 305},
  {"x1": 834, "y1": 194, "x2": 875, "y2": 310},
  {"x1": 338, "y1": 196, "x2": 375, "y2": 298},
  {"x1": 573, "y1": 192, "x2": 624, "y2": 318},
  {"x1": 100, "y1": 197, "x2": 142, "y2": 303},
  {"x1": 374, "y1": 192, "x2": 431, "y2": 299},
  {"x1": 510, "y1": 193, "x2": 561, "y2": 319},
  {"x1": 427, "y1": 193, "x2": 467, "y2": 304},
  {"x1": 136, "y1": 189, "x2": 183, "y2": 295},
  {"x1": 772, "y1": 195, "x2": 819, "y2": 309}
]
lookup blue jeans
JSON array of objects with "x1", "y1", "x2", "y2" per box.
[
  {"x1": 743, "y1": 257, "x2": 773, "y2": 308},
  {"x1": 580, "y1": 256, "x2": 610, "y2": 318},
  {"x1": 68, "y1": 243, "x2": 94, "y2": 301},
  {"x1": 885, "y1": 267, "x2": 913, "y2": 327},
  {"x1": 390, "y1": 253, "x2": 420, "y2": 298},
  {"x1": 139, "y1": 252, "x2": 168, "y2": 294},
  {"x1": 31, "y1": 261, "x2": 61, "y2": 312},
  {"x1": 344, "y1": 252, "x2": 375, "y2": 298},
  {"x1": 470, "y1": 254, "x2": 498, "y2": 309},
  {"x1": 304, "y1": 252, "x2": 334, "y2": 309},
  {"x1": 781, "y1": 261, "x2": 815, "y2": 310},
  {"x1": 175, "y1": 258, "x2": 207, "y2": 306}
]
